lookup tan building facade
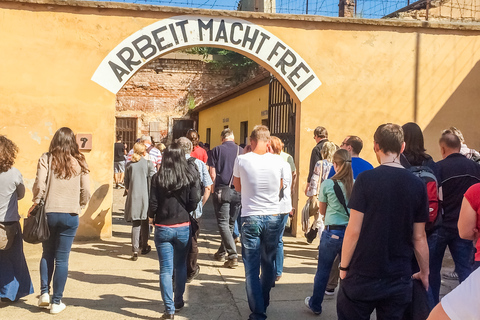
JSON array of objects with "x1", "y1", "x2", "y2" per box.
[{"x1": 2, "y1": 0, "x2": 480, "y2": 237}]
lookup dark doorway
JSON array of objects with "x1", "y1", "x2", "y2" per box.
[
  {"x1": 116, "y1": 117, "x2": 137, "y2": 151},
  {"x1": 268, "y1": 77, "x2": 297, "y2": 159},
  {"x1": 172, "y1": 119, "x2": 195, "y2": 140},
  {"x1": 240, "y1": 121, "x2": 248, "y2": 145}
]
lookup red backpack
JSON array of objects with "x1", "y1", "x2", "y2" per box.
[{"x1": 408, "y1": 165, "x2": 442, "y2": 232}]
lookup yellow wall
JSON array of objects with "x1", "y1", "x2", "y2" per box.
[
  {"x1": 198, "y1": 85, "x2": 269, "y2": 147},
  {"x1": 3, "y1": 0, "x2": 480, "y2": 237}
]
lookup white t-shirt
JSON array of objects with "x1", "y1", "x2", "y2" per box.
[
  {"x1": 442, "y1": 267, "x2": 480, "y2": 320},
  {"x1": 233, "y1": 152, "x2": 285, "y2": 216},
  {"x1": 279, "y1": 160, "x2": 293, "y2": 214}
]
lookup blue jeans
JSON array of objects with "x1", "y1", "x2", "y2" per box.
[
  {"x1": 274, "y1": 213, "x2": 289, "y2": 277},
  {"x1": 40, "y1": 213, "x2": 79, "y2": 304},
  {"x1": 241, "y1": 214, "x2": 283, "y2": 320},
  {"x1": 154, "y1": 225, "x2": 190, "y2": 315},
  {"x1": 309, "y1": 228, "x2": 345, "y2": 314},
  {"x1": 428, "y1": 227, "x2": 474, "y2": 304}
]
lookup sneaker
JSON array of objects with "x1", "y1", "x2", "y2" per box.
[
  {"x1": 50, "y1": 302, "x2": 66, "y2": 314},
  {"x1": 174, "y1": 300, "x2": 184, "y2": 312},
  {"x1": 141, "y1": 245, "x2": 151, "y2": 255},
  {"x1": 38, "y1": 293, "x2": 50, "y2": 307},
  {"x1": 161, "y1": 313, "x2": 174, "y2": 319},
  {"x1": 234, "y1": 237, "x2": 240, "y2": 244},
  {"x1": 213, "y1": 252, "x2": 225, "y2": 262},
  {"x1": 304, "y1": 297, "x2": 321, "y2": 315},
  {"x1": 187, "y1": 266, "x2": 200, "y2": 283},
  {"x1": 118, "y1": 183, "x2": 125, "y2": 189},
  {"x1": 224, "y1": 258, "x2": 238, "y2": 268},
  {"x1": 325, "y1": 289, "x2": 335, "y2": 296},
  {"x1": 131, "y1": 253, "x2": 138, "y2": 261},
  {"x1": 442, "y1": 271, "x2": 458, "y2": 280},
  {"x1": 276, "y1": 275, "x2": 282, "y2": 282}
]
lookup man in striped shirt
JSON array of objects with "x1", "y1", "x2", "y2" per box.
[{"x1": 126, "y1": 135, "x2": 162, "y2": 172}]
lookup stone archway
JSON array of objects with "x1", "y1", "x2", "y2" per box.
[{"x1": 92, "y1": 15, "x2": 321, "y2": 103}]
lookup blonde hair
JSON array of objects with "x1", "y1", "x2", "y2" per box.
[
  {"x1": 131, "y1": 143, "x2": 146, "y2": 163},
  {"x1": 156, "y1": 142, "x2": 166, "y2": 153},
  {"x1": 331, "y1": 149, "x2": 354, "y2": 199},
  {"x1": 320, "y1": 141, "x2": 338, "y2": 163},
  {"x1": 270, "y1": 136, "x2": 283, "y2": 155}
]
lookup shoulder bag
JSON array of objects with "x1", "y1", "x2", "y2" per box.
[
  {"x1": 0, "y1": 221, "x2": 18, "y2": 250},
  {"x1": 333, "y1": 180, "x2": 350, "y2": 217},
  {"x1": 23, "y1": 154, "x2": 51, "y2": 244},
  {"x1": 215, "y1": 146, "x2": 240, "y2": 203}
]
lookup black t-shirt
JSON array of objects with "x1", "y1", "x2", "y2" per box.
[
  {"x1": 437, "y1": 153, "x2": 480, "y2": 231},
  {"x1": 348, "y1": 165, "x2": 429, "y2": 278},
  {"x1": 207, "y1": 141, "x2": 243, "y2": 187},
  {"x1": 114, "y1": 142, "x2": 125, "y2": 162}
]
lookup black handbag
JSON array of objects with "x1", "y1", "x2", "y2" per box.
[
  {"x1": 215, "y1": 146, "x2": 240, "y2": 203},
  {"x1": 23, "y1": 198, "x2": 50, "y2": 244},
  {"x1": 23, "y1": 154, "x2": 51, "y2": 244}
]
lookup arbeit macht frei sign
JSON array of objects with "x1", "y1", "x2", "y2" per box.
[{"x1": 92, "y1": 15, "x2": 321, "y2": 102}]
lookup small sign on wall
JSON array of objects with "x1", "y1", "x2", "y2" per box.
[{"x1": 76, "y1": 134, "x2": 92, "y2": 151}]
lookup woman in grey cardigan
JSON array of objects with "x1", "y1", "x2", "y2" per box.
[{"x1": 124, "y1": 142, "x2": 155, "y2": 261}]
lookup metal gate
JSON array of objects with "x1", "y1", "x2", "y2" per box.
[
  {"x1": 116, "y1": 117, "x2": 137, "y2": 151},
  {"x1": 268, "y1": 77, "x2": 297, "y2": 159}
]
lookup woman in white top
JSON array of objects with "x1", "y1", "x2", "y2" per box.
[
  {"x1": 304, "y1": 142, "x2": 338, "y2": 241},
  {"x1": 270, "y1": 136, "x2": 294, "y2": 281}
]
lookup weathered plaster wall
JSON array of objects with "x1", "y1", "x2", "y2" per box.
[{"x1": 2, "y1": 0, "x2": 480, "y2": 236}]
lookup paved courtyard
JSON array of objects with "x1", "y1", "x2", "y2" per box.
[{"x1": 1, "y1": 188, "x2": 459, "y2": 319}]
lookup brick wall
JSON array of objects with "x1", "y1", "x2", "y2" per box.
[{"x1": 115, "y1": 55, "x2": 261, "y2": 143}]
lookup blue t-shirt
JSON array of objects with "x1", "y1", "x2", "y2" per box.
[
  {"x1": 328, "y1": 157, "x2": 373, "y2": 179},
  {"x1": 347, "y1": 165, "x2": 428, "y2": 278}
]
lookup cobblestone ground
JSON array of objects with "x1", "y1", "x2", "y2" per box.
[{"x1": 1, "y1": 188, "x2": 458, "y2": 319}]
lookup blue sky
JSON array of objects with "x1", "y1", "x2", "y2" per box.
[{"x1": 98, "y1": 0, "x2": 410, "y2": 19}]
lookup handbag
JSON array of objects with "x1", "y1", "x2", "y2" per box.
[
  {"x1": 23, "y1": 154, "x2": 51, "y2": 244},
  {"x1": 0, "y1": 222, "x2": 18, "y2": 250},
  {"x1": 23, "y1": 198, "x2": 50, "y2": 244}
]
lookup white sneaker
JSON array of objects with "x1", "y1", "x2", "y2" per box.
[
  {"x1": 50, "y1": 302, "x2": 66, "y2": 314},
  {"x1": 38, "y1": 293, "x2": 50, "y2": 307},
  {"x1": 304, "y1": 296, "x2": 321, "y2": 315}
]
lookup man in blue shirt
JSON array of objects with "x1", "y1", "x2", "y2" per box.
[
  {"x1": 328, "y1": 135, "x2": 373, "y2": 179},
  {"x1": 429, "y1": 131, "x2": 480, "y2": 304}
]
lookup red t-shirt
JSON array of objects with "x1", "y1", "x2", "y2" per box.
[
  {"x1": 190, "y1": 146, "x2": 208, "y2": 164},
  {"x1": 464, "y1": 183, "x2": 480, "y2": 261}
]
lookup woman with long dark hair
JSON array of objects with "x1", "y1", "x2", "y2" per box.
[
  {"x1": 30, "y1": 127, "x2": 90, "y2": 314},
  {"x1": 149, "y1": 143, "x2": 201, "y2": 319},
  {"x1": 401, "y1": 122, "x2": 437, "y2": 171},
  {"x1": 305, "y1": 149, "x2": 353, "y2": 315},
  {"x1": 0, "y1": 136, "x2": 34, "y2": 302}
]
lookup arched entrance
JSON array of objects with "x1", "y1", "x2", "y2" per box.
[
  {"x1": 92, "y1": 15, "x2": 321, "y2": 103},
  {"x1": 93, "y1": 15, "x2": 322, "y2": 236}
]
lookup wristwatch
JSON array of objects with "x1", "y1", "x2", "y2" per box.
[{"x1": 338, "y1": 265, "x2": 349, "y2": 271}]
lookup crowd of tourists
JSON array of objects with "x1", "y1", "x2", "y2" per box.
[{"x1": 1, "y1": 122, "x2": 479, "y2": 320}]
